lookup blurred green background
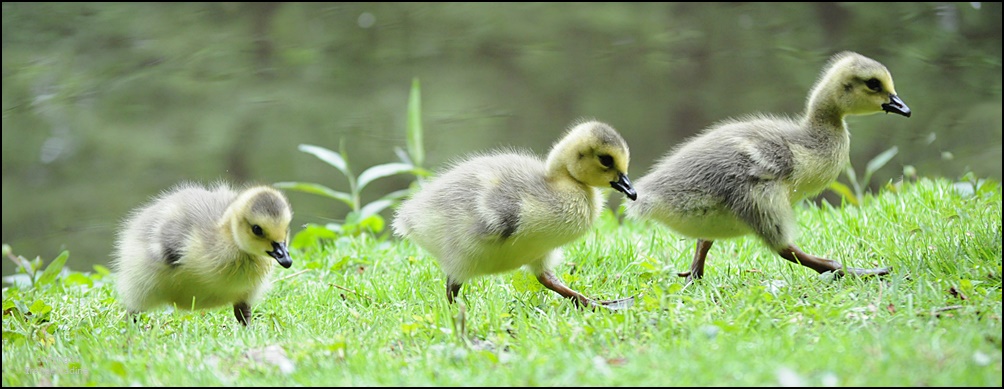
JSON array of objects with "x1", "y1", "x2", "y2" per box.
[{"x1": 2, "y1": 2, "x2": 1001, "y2": 276}]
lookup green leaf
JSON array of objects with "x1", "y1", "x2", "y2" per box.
[
  {"x1": 324, "y1": 223, "x2": 345, "y2": 234},
  {"x1": 359, "y1": 199, "x2": 395, "y2": 221},
  {"x1": 64, "y1": 273, "x2": 94, "y2": 287},
  {"x1": 863, "y1": 146, "x2": 899, "y2": 183},
  {"x1": 827, "y1": 181, "x2": 858, "y2": 206},
  {"x1": 36, "y1": 250, "x2": 68, "y2": 286},
  {"x1": 511, "y1": 271, "x2": 544, "y2": 293},
  {"x1": 1, "y1": 330, "x2": 25, "y2": 344},
  {"x1": 274, "y1": 182, "x2": 354, "y2": 207},
  {"x1": 298, "y1": 144, "x2": 350, "y2": 177},
  {"x1": 407, "y1": 77, "x2": 425, "y2": 168},
  {"x1": 29, "y1": 299, "x2": 52, "y2": 316},
  {"x1": 357, "y1": 214, "x2": 386, "y2": 234},
  {"x1": 976, "y1": 179, "x2": 999, "y2": 197},
  {"x1": 108, "y1": 361, "x2": 128, "y2": 378},
  {"x1": 379, "y1": 189, "x2": 413, "y2": 202},
  {"x1": 290, "y1": 224, "x2": 340, "y2": 250},
  {"x1": 357, "y1": 163, "x2": 417, "y2": 193},
  {"x1": 93, "y1": 264, "x2": 111, "y2": 277}
]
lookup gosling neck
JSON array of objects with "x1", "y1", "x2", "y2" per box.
[
  {"x1": 545, "y1": 152, "x2": 594, "y2": 200},
  {"x1": 214, "y1": 208, "x2": 247, "y2": 262},
  {"x1": 802, "y1": 88, "x2": 848, "y2": 138}
]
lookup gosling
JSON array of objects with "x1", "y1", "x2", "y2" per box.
[
  {"x1": 112, "y1": 182, "x2": 293, "y2": 325},
  {"x1": 627, "y1": 51, "x2": 911, "y2": 283},
  {"x1": 393, "y1": 119, "x2": 638, "y2": 310}
]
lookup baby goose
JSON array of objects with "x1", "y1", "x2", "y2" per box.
[
  {"x1": 393, "y1": 119, "x2": 637, "y2": 310},
  {"x1": 112, "y1": 182, "x2": 293, "y2": 325},
  {"x1": 627, "y1": 51, "x2": 911, "y2": 283}
]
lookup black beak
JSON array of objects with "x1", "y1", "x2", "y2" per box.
[
  {"x1": 610, "y1": 172, "x2": 637, "y2": 201},
  {"x1": 881, "y1": 94, "x2": 911, "y2": 117},
  {"x1": 267, "y1": 241, "x2": 292, "y2": 269}
]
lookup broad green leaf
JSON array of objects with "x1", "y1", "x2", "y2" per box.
[
  {"x1": 357, "y1": 163, "x2": 417, "y2": 192},
  {"x1": 407, "y1": 77, "x2": 425, "y2": 168},
  {"x1": 357, "y1": 214, "x2": 386, "y2": 234},
  {"x1": 108, "y1": 361, "x2": 128, "y2": 378},
  {"x1": 827, "y1": 181, "x2": 858, "y2": 206},
  {"x1": 290, "y1": 224, "x2": 340, "y2": 250},
  {"x1": 976, "y1": 179, "x2": 999, "y2": 197},
  {"x1": 864, "y1": 146, "x2": 898, "y2": 183},
  {"x1": 29, "y1": 299, "x2": 52, "y2": 316},
  {"x1": 410, "y1": 167, "x2": 433, "y2": 178},
  {"x1": 274, "y1": 182, "x2": 354, "y2": 207},
  {"x1": 324, "y1": 223, "x2": 345, "y2": 234},
  {"x1": 36, "y1": 250, "x2": 68, "y2": 286},
  {"x1": 511, "y1": 270, "x2": 544, "y2": 293},
  {"x1": 92, "y1": 264, "x2": 111, "y2": 277},
  {"x1": 2, "y1": 330, "x2": 25, "y2": 344},
  {"x1": 298, "y1": 144, "x2": 349, "y2": 177},
  {"x1": 379, "y1": 189, "x2": 413, "y2": 203},
  {"x1": 359, "y1": 199, "x2": 395, "y2": 221},
  {"x1": 63, "y1": 273, "x2": 94, "y2": 287}
]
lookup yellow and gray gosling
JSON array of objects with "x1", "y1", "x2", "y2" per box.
[
  {"x1": 627, "y1": 51, "x2": 911, "y2": 283},
  {"x1": 393, "y1": 119, "x2": 637, "y2": 310},
  {"x1": 112, "y1": 182, "x2": 293, "y2": 325}
]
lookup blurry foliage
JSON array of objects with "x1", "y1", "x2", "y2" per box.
[
  {"x1": 1, "y1": 3, "x2": 1000, "y2": 273},
  {"x1": 828, "y1": 146, "x2": 900, "y2": 206},
  {"x1": 2, "y1": 243, "x2": 110, "y2": 345},
  {"x1": 275, "y1": 78, "x2": 430, "y2": 249},
  {"x1": 2, "y1": 244, "x2": 69, "y2": 290}
]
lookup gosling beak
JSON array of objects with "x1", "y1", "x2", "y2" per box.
[
  {"x1": 610, "y1": 172, "x2": 637, "y2": 201},
  {"x1": 267, "y1": 241, "x2": 292, "y2": 269},
  {"x1": 881, "y1": 94, "x2": 911, "y2": 117}
]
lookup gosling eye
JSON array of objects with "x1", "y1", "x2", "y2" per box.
[
  {"x1": 865, "y1": 78, "x2": 882, "y2": 92},
  {"x1": 251, "y1": 224, "x2": 265, "y2": 238},
  {"x1": 598, "y1": 154, "x2": 614, "y2": 168}
]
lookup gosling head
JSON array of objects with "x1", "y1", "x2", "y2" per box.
[
  {"x1": 809, "y1": 51, "x2": 911, "y2": 118},
  {"x1": 228, "y1": 186, "x2": 294, "y2": 268},
  {"x1": 547, "y1": 120, "x2": 637, "y2": 201}
]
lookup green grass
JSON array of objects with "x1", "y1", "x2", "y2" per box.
[{"x1": 3, "y1": 177, "x2": 1001, "y2": 386}]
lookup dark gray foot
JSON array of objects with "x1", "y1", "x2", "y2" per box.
[{"x1": 234, "y1": 302, "x2": 251, "y2": 326}]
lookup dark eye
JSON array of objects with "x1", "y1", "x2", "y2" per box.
[
  {"x1": 251, "y1": 224, "x2": 264, "y2": 238},
  {"x1": 598, "y1": 154, "x2": 614, "y2": 168},
  {"x1": 865, "y1": 78, "x2": 882, "y2": 92}
]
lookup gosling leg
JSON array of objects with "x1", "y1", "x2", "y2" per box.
[
  {"x1": 777, "y1": 244, "x2": 891, "y2": 277},
  {"x1": 677, "y1": 239, "x2": 714, "y2": 284},
  {"x1": 446, "y1": 277, "x2": 463, "y2": 304},
  {"x1": 127, "y1": 310, "x2": 141, "y2": 324},
  {"x1": 233, "y1": 302, "x2": 251, "y2": 326},
  {"x1": 536, "y1": 271, "x2": 634, "y2": 311}
]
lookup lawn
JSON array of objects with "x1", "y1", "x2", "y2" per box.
[{"x1": 2, "y1": 177, "x2": 1001, "y2": 386}]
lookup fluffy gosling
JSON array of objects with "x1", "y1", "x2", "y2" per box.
[
  {"x1": 393, "y1": 119, "x2": 637, "y2": 310},
  {"x1": 627, "y1": 51, "x2": 911, "y2": 283},
  {"x1": 112, "y1": 182, "x2": 293, "y2": 325}
]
